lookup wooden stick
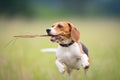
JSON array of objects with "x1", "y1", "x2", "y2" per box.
[
  {"x1": 13, "y1": 33, "x2": 70, "y2": 38},
  {"x1": 13, "y1": 34, "x2": 50, "y2": 38}
]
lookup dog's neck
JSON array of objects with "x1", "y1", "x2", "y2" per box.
[{"x1": 59, "y1": 38, "x2": 74, "y2": 47}]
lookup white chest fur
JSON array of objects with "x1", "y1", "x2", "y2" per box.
[{"x1": 56, "y1": 42, "x2": 83, "y2": 69}]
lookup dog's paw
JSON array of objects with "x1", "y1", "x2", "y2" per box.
[
  {"x1": 55, "y1": 60, "x2": 65, "y2": 74},
  {"x1": 81, "y1": 54, "x2": 90, "y2": 69},
  {"x1": 81, "y1": 61, "x2": 89, "y2": 69},
  {"x1": 58, "y1": 66, "x2": 65, "y2": 73}
]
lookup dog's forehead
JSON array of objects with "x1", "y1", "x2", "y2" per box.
[{"x1": 52, "y1": 22, "x2": 69, "y2": 27}]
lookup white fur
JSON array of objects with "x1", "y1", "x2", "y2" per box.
[
  {"x1": 81, "y1": 54, "x2": 89, "y2": 68},
  {"x1": 49, "y1": 28, "x2": 56, "y2": 35},
  {"x1": 41, "y1": 43, "x2": 89, "y2": 71},
  {"x1": 55, "y1": 60, "x2": 65, "y2": 73},
  {"x1": 56, "y1": 42, "x2": 89, "y2": 72}
]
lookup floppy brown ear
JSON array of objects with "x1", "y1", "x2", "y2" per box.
[{"x1": 68, "y1": 23, "x2": 80, "y2": 42}]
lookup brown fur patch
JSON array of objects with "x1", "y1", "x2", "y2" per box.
[{"x1": 52, "y1": 22, "x2": 71, "y2": 40}]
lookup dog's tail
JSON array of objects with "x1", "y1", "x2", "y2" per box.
[{"x1": 41, "y1": 48, "x2": 57, "y2": 53}]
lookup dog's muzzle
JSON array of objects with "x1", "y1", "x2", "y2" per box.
[{"x1": 46, "y1": 28, "x2": 61, "y2": 42}]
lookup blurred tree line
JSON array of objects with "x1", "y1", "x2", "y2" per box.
[{"x1": 0, "y1": 0, "x2": 120, "y2": 18}]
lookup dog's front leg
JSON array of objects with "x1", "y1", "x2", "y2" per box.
[{"x1": 55, "y1": 60, "x2": 65, "y2": 73}]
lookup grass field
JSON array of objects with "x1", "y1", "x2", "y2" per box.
[{"x1": 0, "y1": 18, "x2": 120, "y2": 80}]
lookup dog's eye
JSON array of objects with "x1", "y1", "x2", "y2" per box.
[{"x1": 58, "y1": 24, "x2": 63, "y2": 28}]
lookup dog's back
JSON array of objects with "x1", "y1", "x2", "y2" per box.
[{"x1": 81, "y1": 42, "x2": 88, "y2": 56}]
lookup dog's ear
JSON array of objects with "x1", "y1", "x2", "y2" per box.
[{"x1": 68, "y1": 22, "x2": 80, "y2": 42}]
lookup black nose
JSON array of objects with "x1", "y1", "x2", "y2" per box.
[{"x1": 46, "y1": 29, "x2": 51, "y2": 33}]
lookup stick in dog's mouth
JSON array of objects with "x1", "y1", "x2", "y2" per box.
[
  {"x1": 13, "y1": 33, "x2": 65, "y2": 38},
  {"x1": 13, "y1": 34, "x2": 49, "y2": 38}
]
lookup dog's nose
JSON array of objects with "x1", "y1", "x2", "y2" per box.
[{"x1": 46, "y1": 29, "x2": 51, "y2": 33}]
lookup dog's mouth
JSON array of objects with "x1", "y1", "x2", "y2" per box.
[
  {"x1": 46, "y1": 32, "x2": 62, "y2": 42},
  {"x1": 47, "y1": 32, "x2": 69, "y2": 42},
  {"x1": 50, "y1": 35, "x2": 61, "y2": 42}
]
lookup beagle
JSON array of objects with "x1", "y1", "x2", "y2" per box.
[{"x1": 46, "y1": 22, "x2": 90, "y2": 80}]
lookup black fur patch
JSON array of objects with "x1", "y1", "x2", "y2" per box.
[{"x1": 81, "y1": 42, "x2": 88, "y2": 56}]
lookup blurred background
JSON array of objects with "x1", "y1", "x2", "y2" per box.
[
  {"x1": 0, "y1": 0, "x2": 120, "y2": 80},
  {"x1": 0, "y1": 0, "x2": 120, "y2": 18}
]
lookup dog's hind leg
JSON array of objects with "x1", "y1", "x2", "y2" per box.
[
  {"x1": 84, "y1": 68, "x2": 89, "y2": 80},
  {"x1": 66, "y1": 66, "x2": 72, "y2": 80}
]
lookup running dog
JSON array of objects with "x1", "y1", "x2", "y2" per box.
[{"x1": 45, "y1": 21, "x2": 90, "y2": 80}]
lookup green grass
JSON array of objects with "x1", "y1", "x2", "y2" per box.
[{"x1": 0, "y1": 18, "x2": 120, "y2": 80}]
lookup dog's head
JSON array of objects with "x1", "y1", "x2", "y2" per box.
[{"x1": 46, "y1": 22, "x2": 80, "y2": 43}]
